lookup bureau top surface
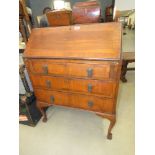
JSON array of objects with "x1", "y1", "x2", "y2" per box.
[{"x1": 24, "y1": 22, "x2": 122, "y2": 60}]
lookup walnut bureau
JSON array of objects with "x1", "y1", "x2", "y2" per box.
[{"x1": 24, "y1": 22, "x2": 122, "y2": 139}]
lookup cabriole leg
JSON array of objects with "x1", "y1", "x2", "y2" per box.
[
  {"x1": 107, "y1": 117, "x2": 116, "y2": 139},
  {"x1": 96, "y1": 113, "x2": 116, "y2": 140},
  {"x1": 37, "y1": 103, "x2": 47, "y2": 122},
  {"x1": 40, "y1": 107, "x2": 47, "y2": 122}
]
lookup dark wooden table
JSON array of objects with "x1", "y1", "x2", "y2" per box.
[{"x1": 120, "y1": 52, "x2": 135, "y2": 82}]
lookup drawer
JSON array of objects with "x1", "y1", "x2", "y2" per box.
[
  {"x1": 30, "y1": 75, "x2": 68, "y2": 90},
  {"x1": 28, "y1": 60, "x2": 67, "y2": 76},
  {"x1": 68, "y1": 62, "x2": 111, "y2": 79},
  {"x1": 35, "y1": 89, "x2": 114, "y2": 113},
  {"x1": 70, "y1": 79, "x2": 116, "y2": 97},
  {"x1": 30, "y1": 75, "x2": 116, "y2": 97},
  {"x1": 35, "y1": 89, "x2": 69, "y2": 106},
  {"x1": 26, "y1": 59, "x2": 119, "y2": 80}
]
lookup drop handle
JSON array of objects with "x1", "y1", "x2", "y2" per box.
[
  {"x1": 42, "y1": 65, "x2": 48, "y2": 74},
  {"x1": 88, "y1": 101, "x2": 94, "y2": 108},
  {"x1": 46, "y1": 80, "x2": 51, "y2": 88},
  {"x1": 88, "y1": 84, "x2": 93, "y2": 92},
  {"x1": 87, "y1": 68, "x2": 93, "y2": 77},
  {"x1": 50, "y1": 96, "x2": 55, "y2": 104}
]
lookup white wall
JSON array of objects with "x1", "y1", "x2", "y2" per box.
[
  {"x1": 127, "y1": 12, "x2": 135, "y2": 26},
  {"x1": 115, "y1": 0, "x2": 135, "y2": 11}
]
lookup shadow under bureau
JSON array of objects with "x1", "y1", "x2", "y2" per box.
[{"x1": 24, "y1": 23, "x2": 122, "y2": 139}]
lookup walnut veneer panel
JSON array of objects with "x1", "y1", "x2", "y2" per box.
[
  {"x1": 35, "y1": 89, "x2": 69, "y2": 107},
  {"x1": 30, "y1": 74, "x2": 116, "y2": 97},
  {"x1": 26, "y1": 59, "x2": 119, "y2": 80},
  {"x1": 34, "y1": 89, "x2": 114, "y2": 113},
  {"x1": 28, "y1": 60, "x2": 67, "y2": 75},
  {"x1": 24, "y1": 22, "x2": 122, "y2": 60}
]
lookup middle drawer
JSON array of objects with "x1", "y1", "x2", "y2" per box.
[{"x1": 30, "y1": 75, "x2": 116, "y2": 97}]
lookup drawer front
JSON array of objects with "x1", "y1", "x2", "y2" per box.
[
  {"x1": 29, "y1": 60, "x2": 67, "y2": 75},
  {"x1": 35, "y1": 89, "x2": 114, "y2": 113},
  {"x1": 68, "y1": 63, "x2": 111, "y2": 79},
  {"x1": 26, "y1": 60, "x2": 119, "y2": 80},
  {"x1": 30, "y1": 75, "x2": 116, "y2": 97},
  {"x1": 69, "y1": 79, "x2": 116, "y2": 97},
  {"x1": 69, "y1": 94, "x2": 114, "y2": 113},
  {"x1": 35, "y1": 89, "x2": 69, "y2": 106},
  {"x1": 30, "y1": 75, "x2": 68, "y2": 90}
]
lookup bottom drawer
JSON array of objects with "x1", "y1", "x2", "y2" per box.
[{"x1": 35, "y1": 89, "x2": 114, "y2": 113}]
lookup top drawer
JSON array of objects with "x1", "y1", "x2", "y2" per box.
[{"x1": 26, "y1": 59, "x2": 119, "y2": 80}]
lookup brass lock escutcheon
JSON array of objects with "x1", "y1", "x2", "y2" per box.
[
  {"x1": 88, "y1": 101, "x2": 94, "y2": 108},
  {"x1": 50, "y1": 96, "x2": 55, "y2": 104},
  {"x1": 87, "y1": 68, "x2": 93, "y2": 77},
  {"x1": 42, "y1": 65, "x2": 48, "y2": 74},
  {"x1": 88, "y1": 83, "x2": 92, "y2": 92},
  {"x1": 46, "y1": 80, "x2": 51, "y2": 88}
]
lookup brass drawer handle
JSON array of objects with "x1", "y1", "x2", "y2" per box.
[
  {"x1": 88, "y1": 101, "x2": 94, "y2": 108},
  {"x1": 42, "y1": 65, "x2": 48, "y2": 74},
  {"x1": 88, "y1": 83, "x2": 92, "y2": 92},
  {"x1": 50, "y1": 96, "x2": 55, "y2": 103},
  {"x1": 87, "y1": 68, "x2": 93, "y2": 77},
  {"x1": 46, "y1": 80, "x2": 51, "y2": 88}
]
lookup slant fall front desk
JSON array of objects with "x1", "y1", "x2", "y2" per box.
[{"x1": 24, "y1": 23, "x2": 122, "y2": 139}]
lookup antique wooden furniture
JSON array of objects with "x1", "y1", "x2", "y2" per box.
[
  {"x1": 105, "y1": 5, "x2": 113, "y2": 22},
  {"x1": 120, "y1": 52, "x2": 135, "y2": 82},
  {"x1": 19, "y1": 64, "x2": 41, "y2": 126},
  {"x1": 24, "y1": 22, "x2": 122, "y2": 139},
  {"x1": 72, "y1": 1, "x2": 101, "y2": 24},
  {"x1": 46, "y1": 9, "x2": 72, "y2": 26},
  {"x1": 19, "y1": 0, "x2": 32, "y2": 43}
]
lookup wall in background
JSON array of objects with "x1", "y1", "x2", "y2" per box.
[
  {"x1": 27, "y1": 0, "x2": 113, "y2": 26},
  {"x1": 27, "y1": 0, "x2": 53, "y2": 26},
  {"x1": 115, "y1": 0, "x2": 135, "y2": 11}
]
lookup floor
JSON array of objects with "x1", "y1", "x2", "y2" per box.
[
  {"x1": 122, "y1": 28, "x2": 135, "y2": 52},
  {"x1": 19, "y1": 28, "x2": 135, "y2": 155}
]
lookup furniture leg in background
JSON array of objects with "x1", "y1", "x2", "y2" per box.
[{"x1": 120, "y1": 52, "x2": 135, "y2": 82}]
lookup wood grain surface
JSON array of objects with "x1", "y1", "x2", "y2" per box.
[{"x1": 24, "y1": 22, "x2": 122, "y2": 60}]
